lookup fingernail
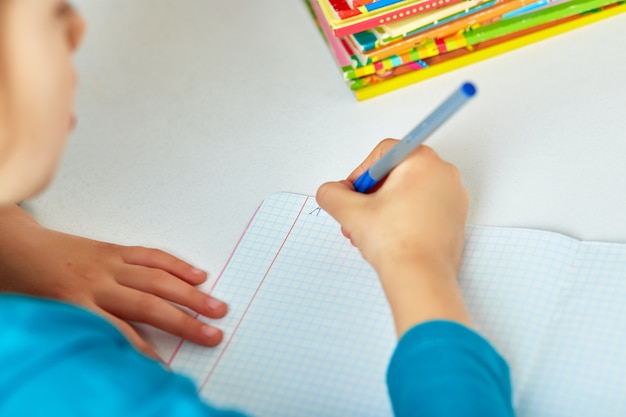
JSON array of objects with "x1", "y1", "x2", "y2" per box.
[
  {"x1": 201, "y1": 325, "x2": 219, "y2": 338},
  {"x1": 207, "y1": 298, "x2": 226, "y2": 312},
  {"x1": 191, "y1": 267, "x2": 206, "y2": 275}
]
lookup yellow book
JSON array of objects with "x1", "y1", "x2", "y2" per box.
[{"x1": 353, "y1": 2, "x2": 626, "y2": 100}]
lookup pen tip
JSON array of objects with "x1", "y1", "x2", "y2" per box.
[{"x1": 461, "y1": 82, "x2": 477, "y2": 97}]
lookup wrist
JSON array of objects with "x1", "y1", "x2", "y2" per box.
[
  {"x1": 374, "y1": 248, "x2": 458, "y2": 282},
  {"x1": 374, "y1": 255, "x2": 471, "y2": 338}
]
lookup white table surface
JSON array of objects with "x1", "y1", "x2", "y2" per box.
[{"x1": 27, "y1": 0, "x2": 626, "y2": 357}]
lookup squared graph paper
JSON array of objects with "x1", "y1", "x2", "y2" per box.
[{"x1": 170, "y1": 192, "x2": 626, "y2": 417}]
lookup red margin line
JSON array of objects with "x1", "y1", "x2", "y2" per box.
[
  {"x1": 167, "y1": 201, "x2": 265, "y2": 366},
  {"x1": 171, "y1": 195, "x2": 310, "y2": 389},
  {"x1": 197, "y1": 196, "x2": 309, "y2": 391}
]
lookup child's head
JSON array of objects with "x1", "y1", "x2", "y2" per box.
[{"x1": 0, "y1": 0, "x2": 85, "y2": 205}]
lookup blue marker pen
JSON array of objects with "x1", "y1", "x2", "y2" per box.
[{"x1": 353, "y1": 82, "x2": 477, "y2": 193}]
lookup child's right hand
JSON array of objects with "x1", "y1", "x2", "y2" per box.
[{"x1": 316, "y1": 140, "x2": 472, "y2": 336}]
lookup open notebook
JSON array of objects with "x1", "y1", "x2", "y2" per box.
[{"x1": 169, "y1": 192, "x2": 626, "y2": 417}]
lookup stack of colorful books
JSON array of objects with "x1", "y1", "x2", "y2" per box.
[{"x1": 307, "y1": 0, "x2": 625, "y2": 100}]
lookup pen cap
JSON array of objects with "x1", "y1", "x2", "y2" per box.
[{"x1": 461, "y1": 82, "x2": 477, "y2": 97}]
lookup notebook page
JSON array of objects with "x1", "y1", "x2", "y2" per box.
[
  {"x1": 462, "y1": 227, "x2": 626, "y2": 416},
  {"x1": 170, "y1": 192, "x2": 626, "y2": 417},
  {"x1": 171, "y1": 193, "x2": 396, "y2": 416}
]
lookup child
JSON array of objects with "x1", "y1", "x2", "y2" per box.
[
  {"x1": 0, "y1": 0, "x2": 228, "y2": 360},
  {"x1": 0, "y1": 1, "x2": 513, "y2": 416}
]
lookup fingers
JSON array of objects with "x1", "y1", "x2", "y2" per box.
[
  {"x1": 346, "y1": 138, "x2": 399, "y2": 182},
  {"x1": 120, "y1": 246, "x2": 208, "y2": 286},
  {"x1": 98, "y1": 287, "x2": 224, "y2": 347},
  {"x1": 99, "y1": 310, "x2": 162, "y2": 361},
  {"x1": 317, "y1": 140, "x2": 400, "y2": 235},
  {"x1": 316, "y1": 180, "x2": 365, "y2": 226},
  {"x1": 98, "y1": 244, "x2": 227, "y2": 348},
  {"x1": 116, "y1": 264, "x2": 228, "y2": 319},
  {"x1": 318, "y1": 139, "x2": 415, "y2": 219}
]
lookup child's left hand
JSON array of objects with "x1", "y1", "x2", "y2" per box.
[{"x1": 0, "y1": 205, "x2": 227, "y2": 360}]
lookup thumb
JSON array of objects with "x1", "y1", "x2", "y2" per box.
[
  {"x1": 101, "y1": 311, "x2": 164, "y2": 363},
  {"x1": 316, "y1": 180, "x2": 366, "y2": 226}
]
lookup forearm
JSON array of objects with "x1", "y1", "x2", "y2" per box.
[
  {"x1": 0, "y1": 204, "x2": 42, "y2": 290},
  {"x1": 375, "y1": 255, "x2": 471, "y2": 338},
  {"x1": 0, "y1": 203, "x2": 38, "y2": 225}
]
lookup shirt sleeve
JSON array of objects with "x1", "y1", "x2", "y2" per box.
[
  {"x1": 0, "y1": 295, "x2": 247, "y2": 417},
  {"x1": 387, "y1": 320, "x2": 514, "y2": 417}
]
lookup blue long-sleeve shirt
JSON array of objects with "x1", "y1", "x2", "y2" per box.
[
  {"x1": 0, "y1": 295, "x2": 513, "y2": 416},
  {"x1": 388, "y1": 321, "x2": 513, "y2": 416}
]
